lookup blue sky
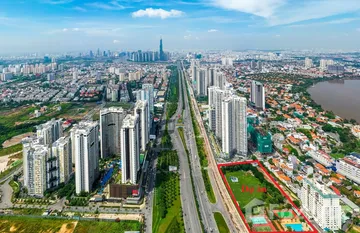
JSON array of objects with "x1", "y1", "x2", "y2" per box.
[{"x1": 1, "y1": 0, "x2": 360, "y2": 54}]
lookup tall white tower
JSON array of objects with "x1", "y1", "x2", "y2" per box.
[
  {"x1": 71, "y1": 121, "x2": 100, "y2": 194},
  {"x1": 100, "y1": 107, "x2": 126, "y2": 159},
  {"x1": 121, "y1": 114, "x2": 140, "y2": 184}
]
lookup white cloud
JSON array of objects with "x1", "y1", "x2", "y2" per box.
[
  {"x1": 275, "y1": 34, "x2": 280, "y2": 37},
  {"x1": 212, "y1": 0, "x2": 285, "y2": 18},
  {"x1": 287, "y1": 17, "x2": 360, "y2": 28},
  {"x1": 86, "y1": 1, "x2": 125, "y2": 10},
  {"x1": 73, "y1": 6, "x2": 87, "y2": 12},
  {"x1": 43, "y1": 0, "x2": 73, "y2": 4},
  {"x1": 62, "y1": 28, "x2": 68, "y2": 32},
  {"x1": 212, "y1": 0, "x2": 360, "y2": 26},
  {"x1": 113, "y1": 39, "x2": 121, "y2": 43},
  {"x1": 132, "y1": 8, "x2": 184, "y2": 19},
  {"x1": 184, "y1": 35, "x2": 191, "y2": 40},
  {"x1": 208, "y1": 29, "x2": 218, "y2": 32},
  {"x1": 72, "y1": 28, "x2": 80, "y2": 31}
]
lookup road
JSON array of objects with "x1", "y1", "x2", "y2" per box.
[
  {"x1": 180, "y1": 61, "x2": 249, "y2": 233},
  {"x1": 168, "y1": 64, "x2": 202, "y2": 233},
  {"x1": 176, "y1": 63, "x2": 220, "y2": 233}
]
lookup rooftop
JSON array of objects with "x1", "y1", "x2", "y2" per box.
[
  {"x1": 122, "y1": 114, "x2": 138, "y2": 129},
  {"x1": 304, "y1": 178, "x2": 339, "y2": 199}
]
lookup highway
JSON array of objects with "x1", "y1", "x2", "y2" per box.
[
  {"x1": 179, "y1": 61, "x2": 249, "y2": 233},
  {"x1": 177, "y1": 63, "x2": 219, "y2": 233},
  {"x1": 167, "y1": 64, "x2": 202, "y2": 233}
]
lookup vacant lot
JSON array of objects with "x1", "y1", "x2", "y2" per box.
[
  {"x1": 225, "y1": 170, "x2": 263, "y2": 207},
  {"x1": 0, "y1": 216, "x2": 141, "y2": 233},
  {"x1": 73, "y1": 220, "x2": 141, "y2": 233},
  {"x1": 0, "y1": 216, "x2": 74, "y2": 233}
]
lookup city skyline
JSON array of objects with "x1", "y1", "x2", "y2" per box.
[{"x1": 1, "y1": 0, "x2": 360, "y2": 54}]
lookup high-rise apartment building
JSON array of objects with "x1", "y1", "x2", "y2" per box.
[
  {"x1": 121, "y1": 114, "x2": 140, "y2": 184},
  {"x1": 36, "y1": 118, "x2": 63, "y2": 145},
  {"x1": 305, "y1": 57, "x2": 313, "y2": 69},
  {"x1": 142, "y1": 83, "x2": 154, "y2": 114},
  {"x1": 336, "y1": 153, "x2": 360, "y2": 184},
  {"x1": 134, "y1": 100, "x2": 149, "y2": 152},
  {"x1": 251, "y1": 81, "x2": 265, "y2": 110},
  {"x1": 71, "y1": 121, "x2": 100, "y2": 194},
  {"x1": 214, "y1": 72, "x2": 225, "y2": 90},
  {"x1": 221, "y1": 57, "x2": 233, "y2": 67},
  {"x1": 100, "y1": 107, "x2": 125, "y2": 159},
  {"x1": 300, "y1": 179, "x2": 341, "y2": 230},
  {"x1": 23, "y1": 139, "x2": 49, "y2": 197},
  {"x1": 52, "y1": 136, "x2": 72, "y2": 184},
  {"x1": 196, "y1": 69, "x2": 207, "y2": 96},
  {"x1": 208, "y1": 86, "x2": 220, "y2": 131},
  {"x1": 319, "y1": 59, "x2": 334, "y2": 71},
  {"x1": 221, "y1": 96, "x2": 247, "y2": 157}
]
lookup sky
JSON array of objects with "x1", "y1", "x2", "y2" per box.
[{"x1": 1, "y1": 0, "x2": 360, "y2": 54}]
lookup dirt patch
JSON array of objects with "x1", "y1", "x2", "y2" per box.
[
  {"x1": 58, "y1": 221, "x2": 78, "y2": 233},
  {"x1": 9, "y1": 225, "x2": 17, "y2": 232},
  {"x1": 2, "y1": 132, "x2": 34, "y2": 148}
]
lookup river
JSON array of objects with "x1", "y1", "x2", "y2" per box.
[{"x1": 307, "y1": 79, "x2": 360, "y2": 123}]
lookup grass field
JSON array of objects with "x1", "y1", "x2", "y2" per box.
[
  {"x1": 255, "y1": 225, "x2": 272, "y2": 232},
  {"x1": 225, "y1": 170, "x2": 263, "y2": 207},
  {"x1": 0, "y1": 216, "x2": 74, "y2": 233},
  {"x1": 0, "y1": 143, "x2": 23, "y2": 156},
  {"x1": 214, "y1": 212, "x2": 230, "y2": 233},
  {"x1": 73, "y1": 220, "x2": 142, "y2": 233},
  {"x1": 12, "y1": 208, "x2": 45, "y2": 216},
  {"x1": 0, "y1": 216, "x2": 141, "y2": 233}
]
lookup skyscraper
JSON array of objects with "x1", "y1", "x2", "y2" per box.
[
  {"x1": 52, "y1": 136, "x2": 72, "y2": 184},
  {"x1": 251, "y1": 81, "x2": 265, "y2": 111},
  {"x1": 140, "y1": 83, "x2": 155, "y2": 114},
  {"x1": 305, "y1": 57, "x2": 313, "y2": 69},
  {"x1": 121, "y1": 114, "x2": 140, "y2": 184},
  {"x1": 221, "y1": 96, "x2": 247, "y2": 157},
  {"x1": 71, "y1": 121, "x2": 100, "y2": 194},
  {"x1": 36, "y1": 118, "x2": 63, "y2": 146},
  {"x1": 196, "y1": 69, "x2": 206, "y2": 96},
  {"x1": 300, "y1": 178, "x2": 341, "y2": 230},
  {"x1": 208, "y1": 86, "x2": 219, "y2": 131},
  {"x1": 23, "y1": 138, "x2": 49, "y2": 197},
  {"x1": 134, "y1": 100, "x2": 149, "y2": 152},
  {"x1": 100, "y1": 107, "x2": 126, "y2": 159},
  {"x1": 159, "y1": 37, "x2": 164, "y2": 61}
]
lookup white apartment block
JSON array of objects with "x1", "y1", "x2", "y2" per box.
[
  {"x1": 71, "y1": 121, "x2": 100, "y2": 194},
  {"x1": 52, "y1": 136, "x2": 72, "y2": 184},
  {"x1": 300, "y1": 179, "x2": 341, "y2": 230},
  {"x1": 22, "y1": 138, "x2": 49, "y2": 197},
  {"x1": 214, "y1": 72, "x2": 225, "y2": 90},
  {"x1": 307, "y1": 150, "x2": 334, "y2": 167},
  {"x1": 100, "y1": 107, "x2": 126, "y2": 159},
  {"x1": 196, "y1": 69, "x2": 207, "y2": 96},
  {"x1": 134, "y1": 100, "x2": 149, "y2": 152},
  {"x1": 142, "y1": 83, "x2": 155, "y2": 114},
  {"x1": 221, "y1": 57, "x2": 233, "y2": 67},
  {"x1": 305, "y1": 57, "x2": 313, "y2": 69},
  {"x1": 221, "y1": 96, "x2": 247, "y2": 157},
  {"x1": 336, "y1": 154, "x2": 360, "y2": 184},
  {"x1": 36, "y1": 118, "x2": 63, "y2": 146},
  {"x1": 121, "y1": 114, "x2": 140, "y2": 184}
]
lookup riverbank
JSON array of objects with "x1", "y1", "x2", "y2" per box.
[{"x1": 308, "y1": 79, "x2": 360, "y2": 123}]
